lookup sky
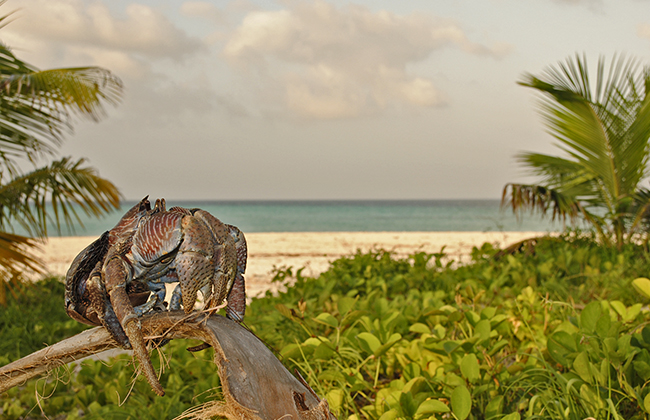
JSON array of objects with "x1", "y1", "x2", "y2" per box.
[{"x1": 2, "y1": 0, "x2": 650, "y2": 201}]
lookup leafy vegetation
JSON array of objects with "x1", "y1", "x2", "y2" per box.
[
  {"x1": 3, "y1": 234, "x2": 650, "y2": 419},
  {"x1": 0, "y1": 5, "x2": 123, "y2": 299},
  {"x1": 502, "y1": 54, "x2": 650, "y2": 249}
]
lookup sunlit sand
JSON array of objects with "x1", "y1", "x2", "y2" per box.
[{"x1": 34, "y1": 231, "x2": 546, "y2": 297}]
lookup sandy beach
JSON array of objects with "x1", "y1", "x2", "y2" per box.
[{"x1": 35, "y1": 231, "x2": 543, "y2": 297}]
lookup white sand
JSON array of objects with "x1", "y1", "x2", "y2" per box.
[{"x1": 33, "y1": 231, "x2": 544, "y2": 297}]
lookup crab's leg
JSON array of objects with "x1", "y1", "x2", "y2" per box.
[
  {"x1": 85, "y1": 268, "x2": 132, "y2": 348},
  {"x1": 225, "y1": 272, "x2": 246, "y2": 322},
  {"x1": 226, "y1": 225, "x2": 247, "y2": 322},
  {"x1": 191, "y1": 210, "x2": 237, "y2": 309},
  {"x1": 104, "y1": 253, "x2": 165, "y2": 397},
  {"x1": 173, "y1": 215, "x2": 218, "y2": 312},
  {"x1": 170, "y1": 284, "x2": 182, "y2": 311}
]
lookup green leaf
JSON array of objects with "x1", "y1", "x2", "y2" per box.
[
  {"x1": 643, "y1": 392, "x2": 650, "y2": 413},
  {"x1": 610, "y1": 300, "x2": 627, "y2": 319},
  {"x1": 633, "y1": 361, "x2": 650, "y2": 381},
  {"x1": 595, "y1": 311, "x2": 612, "y2": 338},
  {"x1": 409, "y1": 323, "x2": 431, "y2": 334},
  {"x1": 465, "y1": 311, "x2": 481, "y2": 326},
  {"x1": 275, "y1": 303, "x2": 294, "y2": 319},
  {"x1": 356, "y1": 332, "x2": 381, "y2": 355},
  {"x1": 572, "y1": 351, "x2": 593, "y2": 383},
  {"x1": 460, "y1": 354, "x2": 480, "y2": 383},
  {"x1": 443, "y1": 341, "x2": 461, "y2": 354},
  {"x1": 402, "y1": 391, "x2": 422, "y2": 417},
  {"x1": 580, "y1": 384, "x2": 605, "y2": 409},
  {"x1": 580, "y1": 301, "x2": 602, "y2": 333},
  {"x1": 378, "y1": 409, "x2": 399, "y2": 420},
  {"x1": 501, "y1": 413, "x2": 521, "y2": 420},
  {"x1": 313, "y1": 342, "x2": 335, "y2": 360},
  {"x1": 488, "y1": 339, "x2": 509, "y2": 356},
  {"x1": 337, "y1": 297, "x2": 356, "y2": 315},
  {"x1": 633, "y1": 278, "x2": 650, "y2": 299},
  {"x1": 625, "y1": 304, "x2": 642, "y2": 323},
  {"x1": 642, "y1": 326, "x2": 650, "y2": 345},
  {"x1": 416, "y1": 399, "x2": 450, "y2": 414},
  {"x1": 279, "y1": 343, "x2": 301, "y2": 359},
  {"x1": 481, "y1": 306, "x2": 497, "y2": 319},
  {"x1": 474, "y1": 319, "x2": 491, "y2": 340},
  {"x1": 451, "y1": 386, "x2": 471, "y2": 420},
  {"x1": 375, "y1": 333, "x2": 402, "y2": 357},
  {"x1": 485, "y1": 395, "x2": 503, "y2": 418},
  {"x1": 325, "y1": 389, "x2": 344, "y2": 411},
  {"x1": 402, "y1": 377, "x2": 427, "y2": 395},
  {"x1": 547, "y1": 331, "x2": 577, "y2": 366},
  {"x1": 340, "y1": 310, "x2": 366, "y2": 328},
  {"x1": 313, "y1": 313, "x2": 339, "y2": 328}
]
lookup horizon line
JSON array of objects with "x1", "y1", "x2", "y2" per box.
[{"x1": 120, "y1": 197, "x2": 505, "y2": 203}]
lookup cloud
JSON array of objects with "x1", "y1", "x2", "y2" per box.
[
  {"x1": 222, "y1": 1, "x2": 510, "y2": 119},
  {"x1": 3, "y1": 0, "x2": 203, "y2": 62}
]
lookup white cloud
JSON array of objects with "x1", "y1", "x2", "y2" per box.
[
  {"x1": 222, "y1": 1, "x2": 509, "y2": 119},
  {"x1": 3, "y1": 0, "x2": 203, "y2": 63}
]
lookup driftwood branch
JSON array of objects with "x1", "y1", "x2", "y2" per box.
[{"x1": 0, "y1": 312, "x2": 336, "y2": 420}]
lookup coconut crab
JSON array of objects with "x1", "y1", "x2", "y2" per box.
[{"x1": 64, "y1": 197, "x2": 247, "y2": 396}]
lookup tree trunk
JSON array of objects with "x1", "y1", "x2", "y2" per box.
[{"x1": 0, "y1": 311, "x2": 336, "y2": 420}]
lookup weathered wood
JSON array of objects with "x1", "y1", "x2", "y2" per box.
[{"x1": 0, "y1": 311, "x2": 336, "y2": 420}]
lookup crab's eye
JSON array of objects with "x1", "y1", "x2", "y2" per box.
[{"x1": 160, "y1": 255, "x2": 173, "y2": 265}]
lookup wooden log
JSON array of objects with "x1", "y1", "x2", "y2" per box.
[{"x1": 0, "y1": 311, "x2": 336, "y2": 420}]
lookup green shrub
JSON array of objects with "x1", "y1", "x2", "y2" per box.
[{"x1": 3, "y1": 234, "x2": 650, "y2": 419}]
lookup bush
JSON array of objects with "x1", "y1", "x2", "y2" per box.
[{"x1": 3, "y1": 233, "x2": 650, "y2": 419}]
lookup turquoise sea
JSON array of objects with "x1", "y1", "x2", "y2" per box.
[{"x1": 29, "y1": 200, "x2": 563, "y2": 237}]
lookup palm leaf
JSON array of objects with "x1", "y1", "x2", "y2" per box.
[
  {"x1": 520, "y1": 73, "x2": 618, "y2": 205},
  {"x1": 508, "y1": 54, "x2": 650, "y2": 247},
  {"x1": 0, "y1": 157, "x2": 120, "y2": 237},
  {"x1": 501, "y1": 183, "x2": 581, "y2": 222},
  {"x1": 628, "y1": 188, "x2": 650, "y2": 235},
  {"x1": 0, "y1": 230, "x2": 42, "y2": 273},
  {"x1": 0, "y1": 230, "x2": 44, "y2": 305},
  {"x1": 0, "y1": 42, "x2": 122, "y2": 173},
  {"x1": 0, "y1": 5, "x2": 124, "y2": 289}
]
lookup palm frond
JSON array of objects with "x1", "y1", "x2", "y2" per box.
[
  {"x1": 629, "y1": 188, "x2": 650, "y2": 234},
  {"x1": 501, "y1": 183, "x2": 581, "y2": 222},
  {"x1": 0, "y1": 230, "x2": 44, "y2": 305},
  {"x1": 518, "y1": 153, "x2": 605, "y2": 210},
  {"x1": 0, "y1": 230, "x2": 42, "y2": 273},
  {"x1": 512, "y1": 54, "x2": 650, "y2": 247},
  {"x1": 0, "y1": 43, "x2": 122, "y2": 172},
  {"x1": 0, "y1": 6, "x2": 124, "y2": 288},
  {"x1": 0, "y1": 67, "x2": 123, "y2": 119},
  {"x1": 0, "y1": 157, "x2": 121, "y2": 237},
  {"x1": 520, "y1": 73, "x2": 618, "y2": 201}
]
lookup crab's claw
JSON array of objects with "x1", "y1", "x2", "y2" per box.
[
  {"x1": 225, "y1": 225, "x2": 247, "y2": 322},
  {"x1": 191, "y1": 210, "x2": 238, "y2": 310},
  {"x1": 104, "y1": 240, "x2": 165, "y2": 397},
  {"x1": 173, "y1": 214, "x2": 220, "y2": 312}
]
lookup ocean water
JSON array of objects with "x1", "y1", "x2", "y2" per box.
[{"x1": 18, "y1": 200, "x2": 563, "y2": 237}]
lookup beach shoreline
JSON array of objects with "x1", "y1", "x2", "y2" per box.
[{"x1": 34, "y1": 231, "x2": 545, "y2": 297}]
